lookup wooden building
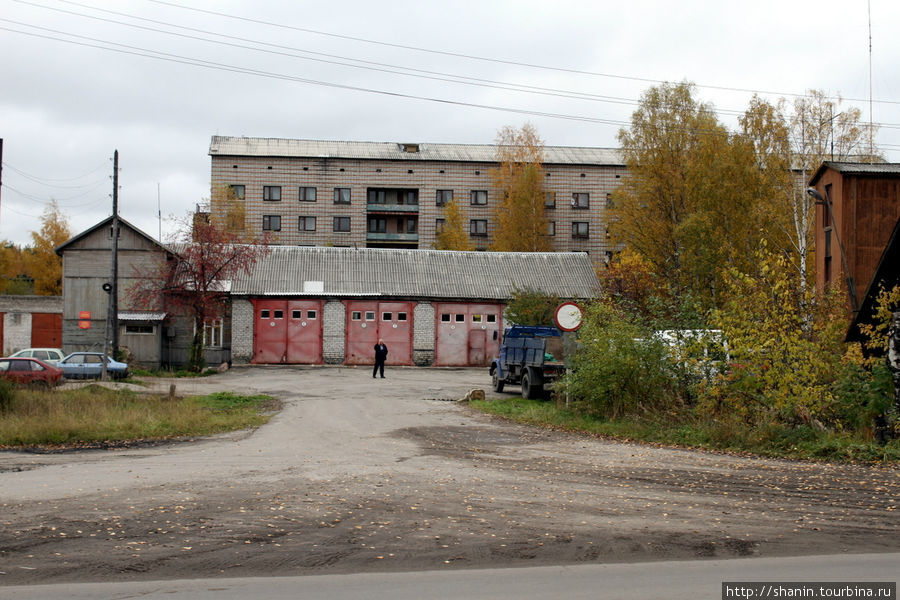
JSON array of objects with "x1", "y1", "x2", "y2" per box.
[{"x1": 809, "y1": 162, "x2": 900, "y2": 313}]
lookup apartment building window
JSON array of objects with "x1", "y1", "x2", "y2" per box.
[
  {"x1": 298, "y1": 216, "x2": 316, "y2": 231},
  {"x1": 470, "y1": 190, "x2": 488, "y2": 205},
  {"x1": 299, "y1": 187, "x2": 317, "y2": 202},
  {"x1": 571, "y1": 193, "x2": 590, "y2": 209},
  {"x1": 435, "y1": 218, "x2": 446, "y2": 233},
  {"x1": 406, "y1": 219, "x2": 418, "y2": 234},
  {"x1": 263, "y1": 186, "x2": 282, "y2": 202},
  {"x1": 470, "y1": 219, "x2": 487, "y2": 236},
  {"x1": 548, "y1": 221, "x2": 556, "y2": 236},
  {"x1": 545, "y1": 191, "x2": 556, "y2": 208},
  {"x1": 333, "y1": 216, "x2": 351, "y2": 232},
  {"x1": 368, "y1": 189, "x2": 386, "y2": 204},
  {"x1": 263, "y1": 215, "x2": 281, "y2": 231},
  {"x1": 229, "y1": 184, "x2": 245, "y2": 200},
  {"x1": 368, "y1": 218, "x2": 386, "y2": 233},
  {"x1": 334, "y1": 188, "x2": 351, "y2": 204},
  {"x1": 436, "y1": 189, "x2": 453, "y2": 206},
  {"x1": 572, "y1": 221, "x2": 589, "y2": 238}
]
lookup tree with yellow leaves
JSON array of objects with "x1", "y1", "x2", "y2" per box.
[
  {"x1": 24, "y1": 201, "x2": 71, "y2": 296},
  {"x1": 433, "y1": 197, "x2": 473, "y2": 251},
  {"x1": 489, "y1": 124, "x2": 552, "y2": 252}
]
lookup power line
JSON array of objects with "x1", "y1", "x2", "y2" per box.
[{"x1": 142, "y1": 0, "x2": 900, "y2": 108}]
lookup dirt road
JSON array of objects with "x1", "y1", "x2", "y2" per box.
[{"x1": 1, "y1": 366, "x2": 898, "y2": 585}]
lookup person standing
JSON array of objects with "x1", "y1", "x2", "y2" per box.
[{"x1": 373, "y1": 339, "x2": 388, "y2": 378}]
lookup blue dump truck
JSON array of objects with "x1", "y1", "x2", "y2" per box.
[{"x1": 489, "y1": 325, "x2": 565, "y2": 399}]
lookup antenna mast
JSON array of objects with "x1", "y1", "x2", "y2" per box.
[{"x1": 868, "y1": 0, "x2": 874, "y2": 160}]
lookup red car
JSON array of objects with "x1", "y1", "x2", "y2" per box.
[{"x1": 0, "y1": 357, "x2": 65, "y2": 388}]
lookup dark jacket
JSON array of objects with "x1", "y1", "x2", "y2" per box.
[{"x1": 374, "y1": 343, "x2": 388, "y2": 362}]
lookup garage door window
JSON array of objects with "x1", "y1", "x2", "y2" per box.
[
  {"x1": 472, "y1": 314, "x2": 483, "y2": 323},
  {"x1": 455, "y1": 314, "x2": 465, "y2": 322},
  {"x1": 261, "y1": 310, "x2": 270, "y2": 318},
  {"x1": 487, "y1": 314, "x2": 497, "y2": 323},
  {"x1": 398, "y1": 312, "x2": 407, "y2": 321},
  {"x1": 352, "y1": 311, "x2": 362, "y2": 320},
  {"x1": 365, "y1": 312, "x2": 375, "y2": 321},
  {"x1": 382, "y1": 312, "x2": 392, "y2": 321},
  {"x1": 441, "y1": 314, "x2": 451, "y2": 322},
  {"x1": 307, "y1": 311, "x2": 317, "y2": 319}
]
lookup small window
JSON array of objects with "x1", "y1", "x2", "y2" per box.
[
  {"x1": 273, "y1": 310, "x2": 284, "y2": 319},
  {"x1": 436, "y1": 189, "x2": 453, "y2": 206},
  {"x1": 435, "y1": 218, "x2": 446, "y2": 233},
  {"x1": 572, "y1": 221, "x2": 590, "y2": 238},
  {"x1": 572, "y1": 193, "x2": 589, "y2": 209},
  {"x1": 230, "y1": 184, "x2": 246, "y2": 200},
  {"x1": 263, "y1": 215, "x2": 281, "y2": 231},
  {"x1": 333, "y1": 217, "x2": 351, "y2": 232},
  {"x1": 261, "y1": 310, "x2": 270, "y2": 318},
  {"x1": 299, "y1": 187, "x2": 317, "y2": 202},
  {"x1": 486, "y1": 314, "x2": 497, "y2": 323},
  {"x1": 472, "y1": 314, "x2": 483, "y2": 323},
  {"x1": 263, "y1": 186, "x2": 282, "y2": 201},
  {"x1": 334, "y1": 187, "x2": 351, "y2": 204},
  {"x1": 125, "y1": 324, "x2": 154, "y2": 335},
  {"x1": 292, "y1": 310, "x2": 302, "y2": 319},
  {"x1": 202, "y1": 319, "x2": 224, "y2": 348},
  {"x1": 365, "y1": 311, "x2": 375, "y2": 321},
  {"x1": 470, "y1": 219, "x2": 487, "y2": 236},
  {"x1": 299, "y1": 216, "x2": 316, "y2": 231},
  {"x1": 455, "y1": 314, "x2": 465, "y2": 322},
  {"x1": 398, "y1": 312, "x2": 407, "y2": 321},
  {"x1": 382, "y1": 312, "x2": 392, "y2": 321},
  {"x1": 352, "y1": 311, "x2": 362, "y2": 320},
  {"x1": 368, "y1": 218, "x2": 387, "y2": 233},
  {"x1": 470, "y1": 190, "x2": 487, "y2": 205},
  {"x1": 441, "y1": 314, "x2": 451, "y2": 322},
  {"x1": 545, "y1": 191, "x2": 556, "y2": 208},
  {"x1": 307, "y1": 310, "x2": 317, "y2": 319},
  {"x1": 548, "y1": 221, "x2": 556, "y2": 236}
]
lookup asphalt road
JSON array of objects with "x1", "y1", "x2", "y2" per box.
[{"x1": 1, "y1": 366, "x2": 898, "y2": 592}]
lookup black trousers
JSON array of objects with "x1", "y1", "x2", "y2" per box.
[{"x1": 373, "y1": 360, "x2": 385, "y2": 378}]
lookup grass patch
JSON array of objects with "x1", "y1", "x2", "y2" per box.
[
  {"x1": 0, "y1": 385, "x2": 277, "y2": 449},
  {"x1": 130, "y1": 367, "x2": 219, "y2": 378},
  {"x1": 471, "y1": 397, "x2": 900, "y2": 463}
]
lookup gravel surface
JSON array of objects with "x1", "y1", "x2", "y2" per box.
[{"x1": 1, "y1": 366, "x2": 898, "y2": 585}]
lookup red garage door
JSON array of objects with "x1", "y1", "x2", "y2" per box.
[
  {"x1": 344, "y1": 301, "x2": 413, "y2": 365},
  {"x1": 434, "y1": 303, "x2": 503, "y2": 366},
  {"x1": 252, "y1": 299, "x2": 323, "y2": 364},
  {"x1": 32, "y1": 313, "x2": 62, "y2": 348}
]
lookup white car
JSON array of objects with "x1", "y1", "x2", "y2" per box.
[{"x1": 7, "y1": 348, "x2": 66, "y2": 365}]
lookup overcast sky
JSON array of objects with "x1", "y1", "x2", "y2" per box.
[{"x1": 1, "y1": 0, "x2": 898, "y2": 246}]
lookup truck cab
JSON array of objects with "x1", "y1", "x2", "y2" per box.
[{"x1": 489, "y1": 325, "x2": 565, "y2": 399}]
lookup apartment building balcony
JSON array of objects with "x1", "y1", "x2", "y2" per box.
[
  {"x1": 366, "y1": 232, "x2": 419, "y2": 243},
  {"x1": 367, "y1": 188, "x2": 419, "y2": 214}
]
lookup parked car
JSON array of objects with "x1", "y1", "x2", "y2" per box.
[
  {"x1": 8, "y1": 348, "x2": 65, "y2": 365},
  {"x1": 57, "y1": 352, "x2": 129, "y2": 380},
  {"x1": 0, "y1": 357, "x2": 65, "y2": 387}
]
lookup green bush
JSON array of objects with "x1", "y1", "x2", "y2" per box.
[
  {"x1": 0, "y1": 380, "x2": 15, "y2": 413},
  {"x1": 562, "y1": 301, "x2": 690, "y2": 419}
]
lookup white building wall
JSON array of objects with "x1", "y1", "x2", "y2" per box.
[
  {"x1": 413, "y1": 301, "x2": 435, "y2": 366},
  {"x1": 323, "y1": 300, "x2": 346, "y2": 364},
  {"x1": 231, "y1": 299, "x2": 254, "y2": 364}
]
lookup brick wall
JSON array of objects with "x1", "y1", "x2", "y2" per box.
[
  {"x1": 323, "y1": 300, "x2": 346, "y2": 364},
  {"x1": 211, "y1": 154, "x2": 625, "y2": 261},
  {"x1": 0, "y1": 295, "x2": 63, "y2": 354},
  {"x1": 413, "y1": 301, "x2": 435, "y2": 366},
  {"x1": 231, "y1": 299, "x2": 254, "y2": 363}
]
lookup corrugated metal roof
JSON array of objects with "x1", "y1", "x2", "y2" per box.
[
  {"x1": 226, "y1": 246, "x2": 600, "y2": 300},
  {"x1": 209, "y1": 136, "x2": 623, "y2": 166},
  {"x1": 119, "y1": 312, "x2": 167, "y2": 321},
  {"x1": 822, "y1": 161, "x2": 900, "y2": 175}
]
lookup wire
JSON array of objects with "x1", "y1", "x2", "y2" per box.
[
  {"x1": 0, "y1": 22, "x2": 636, "y2": 129},
  {"x1": 2, "y1": 162, "x2": 108, "y2": 189},
  {"x1": 142, "y1": 0, "x2": 900, "y2": 108}
]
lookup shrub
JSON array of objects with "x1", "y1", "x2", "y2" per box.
[{"x1": 0, "y1": 380, "x2": 14, "y2": 413}]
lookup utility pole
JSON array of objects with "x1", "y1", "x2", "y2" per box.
[{"x1": 102, "y1": 150, "x2": 120, "y2": 380}]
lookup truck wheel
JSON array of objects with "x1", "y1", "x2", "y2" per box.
[
  {"x1": 521, "y1": 370, "x2": 543, "y2": 399},
  {"x1": 492, "y1": 371, "x2": 505, "y2": 392}
]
